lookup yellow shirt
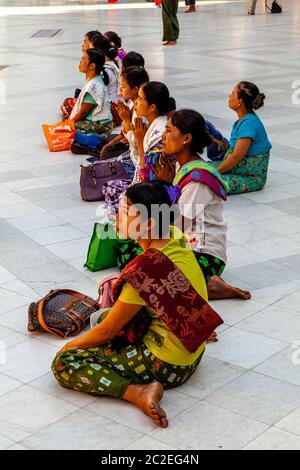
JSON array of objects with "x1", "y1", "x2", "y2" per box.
[{"x1": 118, "y1": 228, "x2": 207, "y2": 366}]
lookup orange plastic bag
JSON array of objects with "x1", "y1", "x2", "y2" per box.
[{"x1": 42, "y1": 119, "x2": 75, "y2": 152}]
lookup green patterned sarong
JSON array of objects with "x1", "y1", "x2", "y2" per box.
[
  {"x1": 75, "y1": 120, "x2": 113, "y2": 137},
  {"x1": 212, "y1": 150, "x2": 270, "y2": 195},
  {"x1": 52, "y1": 341, "x2": 203, "y2": 398}
]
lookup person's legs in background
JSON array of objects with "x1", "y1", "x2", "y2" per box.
[
  {"x1": 162, "y1": 0, "x2": 180, "y2": 45},
  {"x1": 185, "y1": 0, "x2": 196, "y2": 14},
  {"x1": 247, "y1": 0, "x2": 258, "y2": 15}
]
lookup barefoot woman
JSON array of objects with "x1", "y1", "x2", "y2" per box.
[
  {"x1": 153, "y1": 109, "x2": 251, "y2": 302},
  {"x1": 52, "y1": 181, "x2": 222, "y2": 427},
  {"x1": 161, "y1": 0, "x2": 180, "y2": 46}
]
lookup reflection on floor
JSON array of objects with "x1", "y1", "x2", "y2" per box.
[{"x1": 1, "y1": 0, "x2": 300, "y2": 452}]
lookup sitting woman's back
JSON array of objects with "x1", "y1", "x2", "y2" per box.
[{"x1": 213, "y1": 81, "x2": 272, "y2": 195}]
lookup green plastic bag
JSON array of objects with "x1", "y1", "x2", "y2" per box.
[
  {"x1": 85, "y1": 222, "x2": 144, "y2": 272},
  {"x1": 84, "y1": 222, "x2": 120, "y2": 272}
]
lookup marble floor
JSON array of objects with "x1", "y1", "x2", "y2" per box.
[{"x1": 1, "y1": 0, "x2": 300, "y2": 451}]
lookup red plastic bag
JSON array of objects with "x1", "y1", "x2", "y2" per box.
[{"x1": 42, "y1": 119, "x2": 75, "y2": 152}]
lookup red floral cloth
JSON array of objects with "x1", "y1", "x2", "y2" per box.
[{"x1": 113, "y1": 248, "x2": 223, "y2": 352}]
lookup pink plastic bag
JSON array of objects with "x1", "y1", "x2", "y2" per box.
[{"x1": 96, "y1": 273, "x2": 119, "y2": 308}]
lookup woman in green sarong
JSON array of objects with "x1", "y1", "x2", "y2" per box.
[
  {"x1": 161, "y1": 0, "x2": 180, "y2": 46},
  {"x1": 212, "y1": 81, "x2": 272, "y2": 195},
  {"x1": 52, "y1": 181, "x2": 223, "y2": 428}
]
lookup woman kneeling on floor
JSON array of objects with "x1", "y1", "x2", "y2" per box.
[
  {"x1": 212, "y1": 81, "x2": 272, "y2": 195},
  {"x1": 52, "y1": 181, "x2": 223, "y2": 428},
  {"x1": 69, "y1": 48, "x2": 113, "y2": 136},
  {"x1": 135, "y1": 109, "x2": 251, "y2": 303}
]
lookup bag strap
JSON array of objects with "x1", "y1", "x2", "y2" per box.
[{"x1": 37, "y1": 289, "x2": 99, "y2": 338}]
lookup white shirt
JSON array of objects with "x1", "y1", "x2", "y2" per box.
[
  {"x1": 104, "y1": 61, "x2": 121, "y2": 103},
  {"x1": 125, "y1": 115, "x2": 165, "y2": 183},
  {"x1": 143, "y1": 115, "x2": 167, "y2": 152},
  {"x1": 178, "y1": 181, "x2": 227, "y2": 263}
]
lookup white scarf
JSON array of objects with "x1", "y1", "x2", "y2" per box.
[
  {"x1": 104, "y1": 61, "x2": 121, "y2": 103},
  {"x1": 70, "y1": 76, "x2": 111, "y2": 122},
  {"x1": 143, "y1": 115, "x2": 167, "y2": 152}
]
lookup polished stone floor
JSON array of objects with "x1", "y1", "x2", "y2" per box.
[{"x1": 1, "y1": 0, "x2": 300, "y2": 451}]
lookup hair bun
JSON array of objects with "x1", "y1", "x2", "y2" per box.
[
  {"x1": 201, "y1": 130, "x2": 212, "y2": 148},
  {"x1": 252, "y1": 92, "x2": 265, "y2": 110},
  {"x1": 107, "y1": 46, "x2": 118, "y2": 60},
  {"x1": 167, "y1": 97, "x2": 176, "y2": 114},
  {"x1": 194, "y1": 130, "x2": 212, "y2": 153}
]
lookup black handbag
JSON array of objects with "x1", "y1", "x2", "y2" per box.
[
  {"x1": 28, "y1": 289, "x2": 100, "y2": 338},
  {"x1": 265, "y1": 1, "x2": 282, "y2": 13}
]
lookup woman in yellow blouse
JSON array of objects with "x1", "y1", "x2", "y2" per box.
[{"x1": 52, "y1": 181, "x2": 222, "y2": 428}]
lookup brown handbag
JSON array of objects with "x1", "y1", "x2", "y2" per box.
[
  {"x1": 28, "y1": 289, "x2": 100, "y2": 338},
  {"x1": 80, "y1": 160, "x2": 129, "y2": 202}
]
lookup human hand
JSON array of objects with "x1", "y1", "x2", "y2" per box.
[
  {"x1": 119, "y1": 134, "x2": 129, "y2": 145},
  {"x1": 99, "y1": 143, "x2": 110, "y2": 160},
  {"x1": 132, "y1": 117, "x2": 147, "y2": 143},
  {"x1": 116, "y1": 101, "x2": 131, "y2": 122},
  {"x1": 151, "y1": 153, "x2": 175, "y2": 184},
  {"x1": 58, "y1": 339, "x2": 81, "y2": 354}
]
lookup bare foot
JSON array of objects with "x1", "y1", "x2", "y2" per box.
[
  {"x1": 185, "y1": 6, "x2": 196, "y2": 13},
  {"x1": 207, "y1": 275, "x2": 251, "y2": 301},
  {"x1": 207, "y1": 331, "x2": 218, "y2": 343},
  {"x1": 163, "y1": 41, "x2": 177, "y2": 46},
  {"x1": 123, "y1": 382, "x2": 168, "y2": 428}
]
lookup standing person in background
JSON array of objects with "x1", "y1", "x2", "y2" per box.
[
  {"x1": 185, "y1": 0, "x2": 196, "y2": 13},
  {"x1": 247, "y1": 0, "x2": 257, "y2": 15},
  {"x1": 161, "y1": 0, "x2": 180, "y2": 46}
]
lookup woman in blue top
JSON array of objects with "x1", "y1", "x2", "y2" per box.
[{"x1": 213, "y1": 81, "x2": 272, "y2": 195}]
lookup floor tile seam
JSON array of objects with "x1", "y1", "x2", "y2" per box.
[{"x1": 240, "y1": 423, "x2": 300, "y2": 449}]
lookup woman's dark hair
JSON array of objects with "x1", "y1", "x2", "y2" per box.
[
  {"x1": 125, "y1": 181, "x2": 177, "y2": 237},
  {"x1": 142, "y1": 81, "x2": 176, "y2": 116},
  {"x1": 90, "y1": 33, "x2": 118, "y2": 61},
  {"x1": 104, "y1": 31, "x2": 122, "y2": 49},
  {"x1": 237, "y1": 81, "x2": 266, "y2": 111},
  {"x1": 170, "y1": 109, "x2": 212, "y2": 154},
  {"x1": 86, "y1": 48, "x2": 109, "y2": 85},
  {"x1": 121, "y1": 66, "x2": 149, "y2": 89},
  {"x1": 85, "y1": 30, "x2": 101, "y2": 41},
  {"x1": 122, "y1": 51, "x2": 145, "y2": 69}
]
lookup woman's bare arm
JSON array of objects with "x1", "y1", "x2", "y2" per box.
[
  {"x1": 59, "y1": 300, "x2": 142, "y2": 352},
  {"x1": 216, "y1": 138, "x2": 251, "y2": 174},
  {"x1": 72, "y1": 103, "x2": 94, "y2": 123}
]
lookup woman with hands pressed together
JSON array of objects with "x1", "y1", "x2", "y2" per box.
[
  {"x1": 97, "y1": 66, "x2": 149, "y2": 174},
  {"x1": 152, "y1": 109, "x2": 251, "y2": 303},
  {"x1": 132, "y1": 81, "x2": 176, "y2": 180}
]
